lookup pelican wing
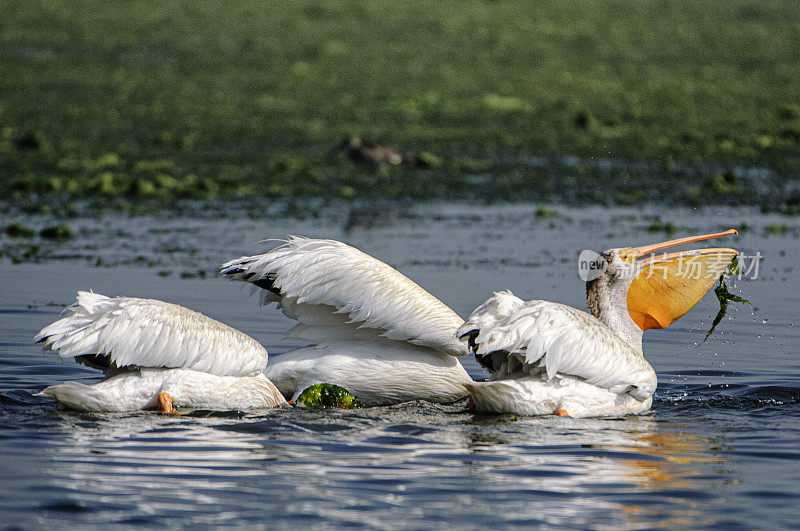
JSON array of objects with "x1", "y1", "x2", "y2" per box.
[
  {"x1": 220, "y1": 236, "x2": 468, "y2": 357},
  {"x1": 457, "y1": 294, "x2": 656, "y2": 399},
  {"x1": 455, "y1": 290, "x2": 525, "y2": 348},
  {"x1": 35, "y1": 292, "x2": 268, "y2": 377}
]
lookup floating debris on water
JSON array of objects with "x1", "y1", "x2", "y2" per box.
[
  {"x1": 4, "y1": 223, "x2": 35, "y2": 238},
  {"x1": 764, "y1": 223, "x2": 790, "y2": 236},
  {"x1": 39, "y1": 224, "x2": 74, "y2": 241},
  {"x1": 535, "y1": 206, "x2": 559, "y2": 220},
  {"x1": 647, "y1": 218, "x2": 677, "y2": 235}
]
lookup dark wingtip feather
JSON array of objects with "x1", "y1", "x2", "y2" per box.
[
  {"x1": 75, "y1": 354, "x2": 113, "y2": 371},
  {"x1": 253, "y1": 274, "x2": 281, "y2": 295},
  {"x1": 458, "y1": 329, "x2": 479, "y2": 353},
  {"x1": 474, "y1": 352, "x2": 496, "y2": 373}
]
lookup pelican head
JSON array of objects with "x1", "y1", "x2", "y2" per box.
[{"x1": 586, "y1": 229, "x2": 739, "y2": 353}]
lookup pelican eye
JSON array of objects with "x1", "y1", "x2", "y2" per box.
[{"x1": 618, "y1": 249, "x2": 635, "y2": 262}]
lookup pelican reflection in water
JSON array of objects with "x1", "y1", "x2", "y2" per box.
[{"x1": 36, "y1": 410, "x2": 728, "y2": 528}]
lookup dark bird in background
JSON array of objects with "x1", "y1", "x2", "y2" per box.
[{"x1": 340, "y1": 136, "x2": 421, "y2": 168}]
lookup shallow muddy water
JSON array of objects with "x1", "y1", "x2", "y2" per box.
[{"x1": 1, "y1": 202, "x2": 798, "y2": 528}]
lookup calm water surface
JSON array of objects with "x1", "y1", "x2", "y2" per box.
[{"x1": 1, "y1": 202, "x2": 798, "y2": 528}]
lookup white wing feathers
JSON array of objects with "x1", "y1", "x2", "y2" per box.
[
  {"x1": 220, "y1": 236, "x2": 468, "y2": 357},
  {"x1": 35, "y1": 291, "x2": 268, "y2": 377},
  {"x1": 456, "y1": 290, "x2": 525, "y2": 338},
  {"x1": 457, "y1": 292, "x2": 656, "y2": 399}
]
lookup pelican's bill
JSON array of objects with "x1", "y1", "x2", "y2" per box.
[{"x1": 627, "y1": 248, "x2": 738, "y2": 330}]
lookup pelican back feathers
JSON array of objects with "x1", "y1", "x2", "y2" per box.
[
  {"x1": 35, "y1": 292, "x2": 268, "y2": 377},
  {"x1": 457, "y1": 293, "x2": 656, "y2": 400}
]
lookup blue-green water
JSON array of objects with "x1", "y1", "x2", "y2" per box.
[{"x1": 1, "y1": 202, "x2": 798, "y2": 528}]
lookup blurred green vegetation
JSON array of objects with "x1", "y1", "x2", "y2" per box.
[{"x1": 1, "y1": 0, "x2": 799, "y2": 206}]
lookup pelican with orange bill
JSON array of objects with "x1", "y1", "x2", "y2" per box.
[{"x1": 458, "y1": 229, "x2": 739, "y2": 417}]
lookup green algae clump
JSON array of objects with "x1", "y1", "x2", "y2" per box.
[
  {"x1": 39, "y1": 224, "x2": 74, "y2": 241},
  {"x1": 705, "y1": 257, "x2": 752, "y2": 341},
  {"x1": 5, "y1": 223, "x2": 35, "y2": 238},
  {"x1": 296, "y1": 383, "x2": 363, "y2": 409}
]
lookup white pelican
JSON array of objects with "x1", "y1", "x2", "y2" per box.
[
  {"x1": 35, "y1": 292, "x2": 287, "y2": 413},
  {"x1": 220, "y1": 237, "x2": 472, "y2": 406},
  {"x1": 456, "y1": 229, "x2": 739, "y2": 418},
  {"x1": 35, "y1": 237, "x2": 472, "y2": 412}
]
